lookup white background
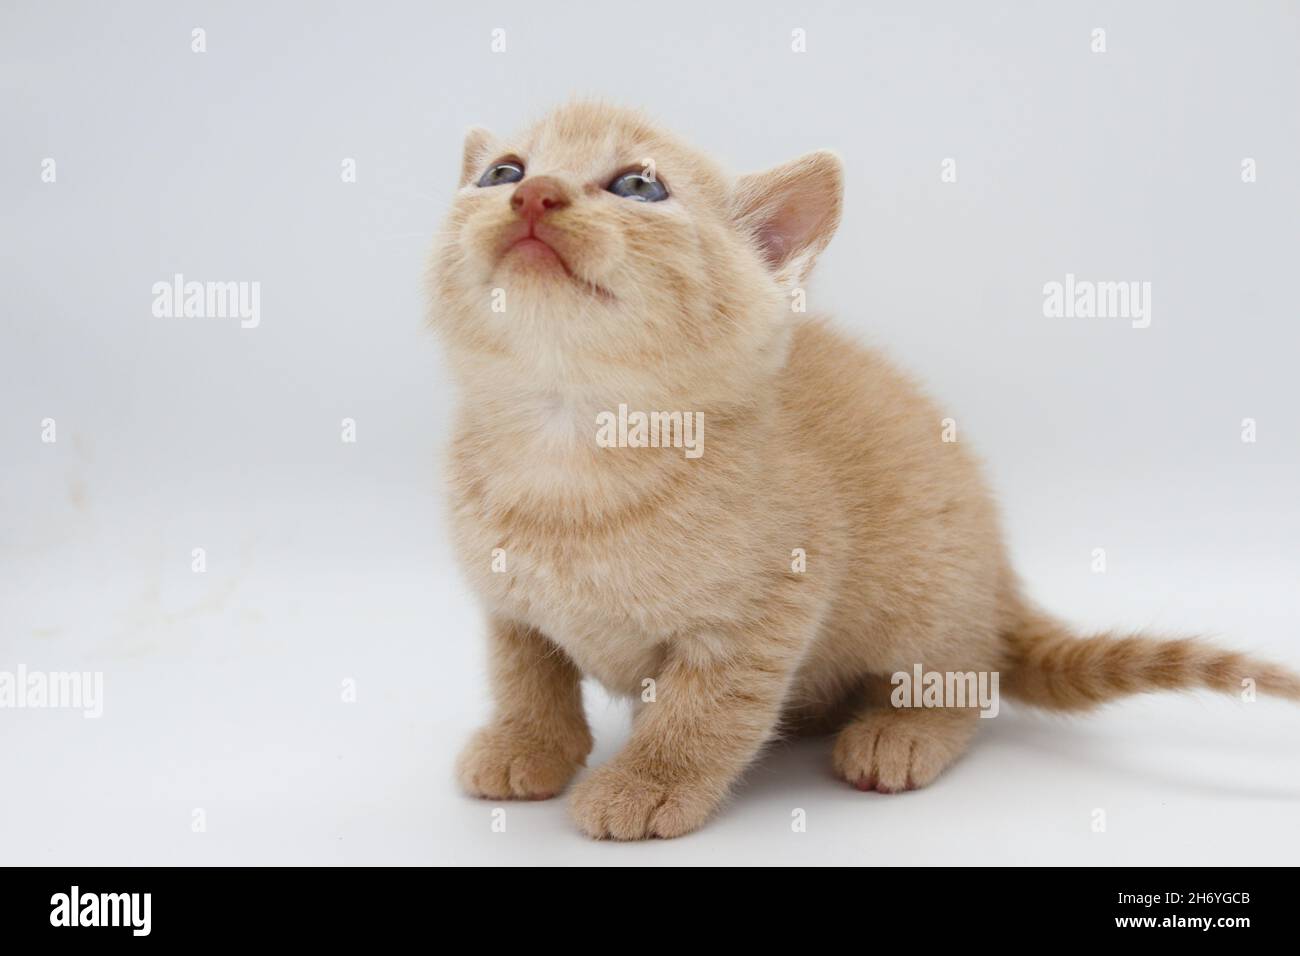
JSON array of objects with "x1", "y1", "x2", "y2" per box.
[{"x1": 2, "y1": 1, "x2": 1298, "y2": 865}]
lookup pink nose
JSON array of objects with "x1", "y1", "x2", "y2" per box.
[{"x1": 511, "y1": 176, "x2": 570, "y2": 223}]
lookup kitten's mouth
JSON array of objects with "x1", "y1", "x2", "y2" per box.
[
  {"x1": 507, "y1": 235, "x2": 564, "y2": 266},
  {"x1": 497, "y1": 223, "x2": 613, "y2": 301}
]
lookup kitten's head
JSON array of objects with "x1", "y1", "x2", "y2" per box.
[{"x1": 430, "y1": 101, "x2": 842, "y2": 403}]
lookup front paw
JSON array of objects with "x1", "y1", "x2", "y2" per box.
[
  {"x1": 456, "y1": 725, "x2": 588, "y2": 800},
  {"x1": 569, "y1": 759, "x2": 720, "y2": 840}
]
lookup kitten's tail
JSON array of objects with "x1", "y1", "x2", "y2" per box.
[{"x1": 1000, "y1": 604, "x2": 1300, "y2": 711}]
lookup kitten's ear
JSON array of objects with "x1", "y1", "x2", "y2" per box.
[
  {"x1": 459, "y1": 126, "x2": 496, "y2": 187},
  {"x1": 732, "y1": 150, "x2": 843, "y2": 283}
]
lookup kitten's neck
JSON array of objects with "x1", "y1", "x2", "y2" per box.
[{"x1": 452, "y1": 371, "x2": 773, "y2": 525}]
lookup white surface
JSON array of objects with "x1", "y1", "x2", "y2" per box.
[{"x1": 3, "y1": 1, "x2": 1299, "y2": 865}]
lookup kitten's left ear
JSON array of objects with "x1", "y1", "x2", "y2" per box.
[
  {"x1": 459, "y1": 126, "x2": 496, "y2": 187},
  {"x1": 732, "y1": 150, "x2": 843, "y2": 283}
]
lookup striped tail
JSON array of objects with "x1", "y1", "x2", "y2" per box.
[{"x1": 1001, "y1": 605, "x2": 1300, "y2": 712}]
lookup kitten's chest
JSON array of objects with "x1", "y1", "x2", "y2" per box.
[{"x1": 449, "y1": 480, "x2": 719, "y2": 694}]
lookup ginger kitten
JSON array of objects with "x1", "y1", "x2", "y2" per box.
[{"x1": 430, "y1": 101, "x2": 1300, "y2": 840}]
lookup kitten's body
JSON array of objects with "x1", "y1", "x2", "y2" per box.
[
  {"x1": 451, "y1": 319, "x2": 1009, "y2": 706},
  {"x1": 433, "y1": 102, "x2": 1299, "y2": 839}
]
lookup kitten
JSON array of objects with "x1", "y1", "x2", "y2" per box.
[{"x1": 430, "y1": 101, "x2": 1300, "y2": 840}]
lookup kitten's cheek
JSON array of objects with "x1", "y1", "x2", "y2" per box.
[
  {"x1": 460, "y1": 218, "x2": 509, "y2": 274},
  {"x1": 573, "y1": 234, "x2": 625, "y2": 290}
]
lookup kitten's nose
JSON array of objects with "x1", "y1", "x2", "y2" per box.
[{"x1": 511, "y1": 177, "x2": 571, "y2": 223}]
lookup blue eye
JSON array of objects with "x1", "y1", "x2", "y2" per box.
[
  {"x1": 477, "y1": 161, "x2": 525, "y2": 187},
  {"x1": 608, "y1": 171, "x2": 669, "y2": 202}
]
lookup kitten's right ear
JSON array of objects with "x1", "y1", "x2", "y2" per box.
[{"x1": 459, "y1": 127, "x2": 495, "y2": 187}]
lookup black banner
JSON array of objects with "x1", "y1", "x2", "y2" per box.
[{"x1": 1, "y1": 866, "x2": 1288, "y2": 941}]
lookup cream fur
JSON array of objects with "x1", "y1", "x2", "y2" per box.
[{"x1": 430, "y1": 102, "x2": 1300, "y2": 840}]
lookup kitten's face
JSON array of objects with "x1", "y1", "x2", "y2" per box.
[{"x1": 430, "y1": 102, "x2": 842, "y2": 399}]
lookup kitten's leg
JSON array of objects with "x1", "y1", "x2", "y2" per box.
[
  {"x1": 832, "y1": 703, "x2": 979, "y2": 793},
  {"x1": 569, "y1": 630, "x2": 806, "y2": 840},
  {"x1": 456, "y1": 617, "x2": 593, "y2": 800}
]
